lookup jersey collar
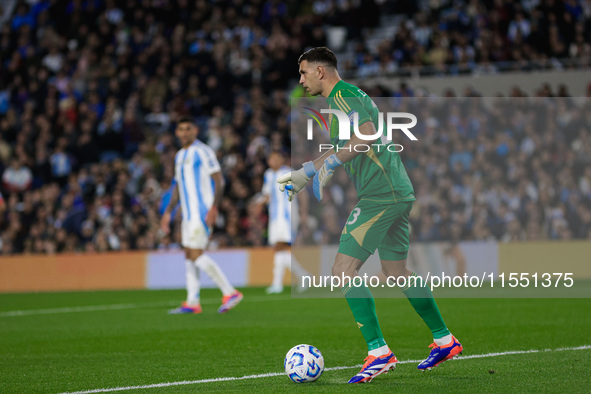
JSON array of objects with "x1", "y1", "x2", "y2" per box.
[{"x1": 326, "y1": 80, "x2": 346, "y2": 102}]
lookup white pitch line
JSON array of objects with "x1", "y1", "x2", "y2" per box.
[
  {"x1": 0, "y1": 295, "x2": 292, "y2": 317},
  {"x1": 60, "y1": 345, "x2": 591, "y2": 394},
  {"x1": 0, "y1": 302, "x2": 174, "y2": 317}
]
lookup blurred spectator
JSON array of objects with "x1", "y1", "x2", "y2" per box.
[
  {"x1": 49, "y1": 137, "x2": 73, "y2": 185},
  {"x1": 0, "y1": 0, "x2": 590, "y2": 255},
  {"x1": 3, "y1": 158, "x2": 32, "y2": 192}
]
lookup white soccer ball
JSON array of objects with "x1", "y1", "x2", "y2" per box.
[{"x1": 284, "y1": 344, "x2": 325, "y2": 383}]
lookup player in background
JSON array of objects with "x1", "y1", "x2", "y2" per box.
[
  {"x1": 279, "y1": 47, "x2": 462, "y2": 383},
  {"x1": 161, "y1": 116, "x2": 243, "y2": 314},
  {"x1": 256, "y1": 150, "x2": 310, "y2": 294}
]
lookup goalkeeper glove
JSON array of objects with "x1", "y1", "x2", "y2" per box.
[
  {"x1": 277, "y1": 161, "x2": 317, "y2": 202},
  {"x1": 313, "y1": 154, "x2": 342, "y2": 201}
]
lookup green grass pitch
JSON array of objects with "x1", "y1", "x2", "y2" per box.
[{"x1": 1, "y1": 287, "x2": 590, "y2": 393}]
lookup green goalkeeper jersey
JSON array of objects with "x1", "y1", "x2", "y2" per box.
[{"x1": 326, "y1": 80, "x2": 415, "y2": 202}]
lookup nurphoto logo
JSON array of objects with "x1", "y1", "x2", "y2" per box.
[{"x1": 303, "y1": 107, "x2": 418, "y2": 153}]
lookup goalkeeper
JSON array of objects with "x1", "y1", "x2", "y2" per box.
[{"x1": 279, "y1": 47, "x2": 463, "y2": 384}]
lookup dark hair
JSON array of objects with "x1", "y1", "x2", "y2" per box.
[
  {"x1": 269, "y1": 149, "x2": 286, "y2": 157},
  {"x1": 298, "y1": 47, "x2": 338, "y2": 69},
  {"x1": 177, "y1": 115, "x2": 195, "y2": 125}
]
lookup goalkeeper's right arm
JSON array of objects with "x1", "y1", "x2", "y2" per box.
[{"x1": 277, "y1": 149, "x2": 335, "y2": 201}]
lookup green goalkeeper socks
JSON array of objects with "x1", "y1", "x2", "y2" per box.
[
  {"x1": 341, "y1": 281, "x2": 386, "y2": 351},
  {"x1": 402, "y1": 273, "x2": 450, "y2": 339}
]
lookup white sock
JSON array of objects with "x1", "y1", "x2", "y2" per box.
[
  {"x1": 281, "y1": 251, "x2": 309, "y2": 278},
  {"x1": 185, "y1": 259, "x2": 200, "y2": 306},
  {"x1": 272, "y1": 251, "x2": 287, "y2": 289},
  {"x1": 434, "y1": 334, "x2": 453, "y2": 346},
  {"x1": 195, "y1": 254, "x2": 235, "y2": 296},
  {"x1": 368, "y1": 344, "x2": 390, "y2": 357}
]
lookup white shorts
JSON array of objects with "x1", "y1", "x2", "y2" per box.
[
  {"x1": 181, "y1": 220, "x2": 209, "y2": 250},
  {"x1": 268, "y1": 216, "x2": 299, "y2": 245}
]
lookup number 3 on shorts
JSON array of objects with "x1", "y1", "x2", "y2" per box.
[{"x1": 347, "y1": 208, "x2": 361, "y2": 225}]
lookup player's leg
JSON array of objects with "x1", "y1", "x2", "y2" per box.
[
  {"x1": 267, "y1": 218, "x2": 288, "y2": 294},
  {"x1": 380, "y1": 257, "x2": 462, "y2": 366},
  {"x1": 335, "y1": 252, "x2": 398, "y2": 383},
  {"x1": 169, "y1": 247, "x2": 202, "y2": 314},
  {"x1": 288, "y1": 248, "x2": 310, "y2": 292},
  {"x1": 378, "y1": 202, "x2": 462, "y2": 370},
  {"x1": 285, "y1": 210, "x2": 310, "y2": 291},
  {"x1": 185, "y1": 219, "x2": 243, "y2": 313},
  {"x1": 267, "y1": 242, "x2": 288, "y2": 294},
  {"x1": 334, "y1": 252, "x2": 388, "y2": 354},
  {"x1": 267, "y1": 241, "x2": 311, "y2": 293},
  {"x1": 267, "y1": 214, "x2": 309, "y2": 293},
  {"x1": 193, "y1": 251, "x2": 243, "y2": 313},
  {"x1": 193, "y1": 250, "x2": 233, "y2": 296},
  {"x1": 277, "y1": 244, "x2": 310, "y2": 293},
  {"x1": 337, "y1": 201, "x2": 401, "y2": 383}
]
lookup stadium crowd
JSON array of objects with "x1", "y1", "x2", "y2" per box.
[
  {"x1": 0, "y1": 0, "x2": 590, "y2": 254},
  {"x1": 347, "y1": 0, "x2": 591, "y2": 77},
  {"x1": 295, "y1": 93, "x2": 591, "y2": 245}
]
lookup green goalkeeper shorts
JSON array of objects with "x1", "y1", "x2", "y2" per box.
[{"x1": 338, "y1": 199, "x2": 414, "y2": 262}]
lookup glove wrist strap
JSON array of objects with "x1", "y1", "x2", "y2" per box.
[
  {"x1": 303, "y1": 161, "x2": 317, "y2": 178},
  {"x1": 326, "y1": 154, "x2": 343, "y2": 170}
]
